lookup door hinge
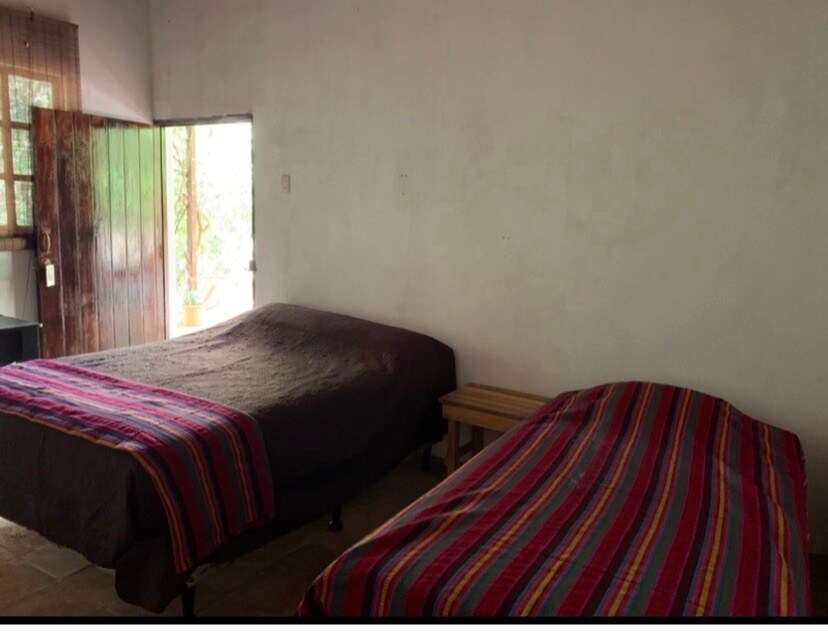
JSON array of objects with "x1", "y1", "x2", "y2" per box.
[{"x1": 249, "y1": 259, "x2": 257, "y2": 272}]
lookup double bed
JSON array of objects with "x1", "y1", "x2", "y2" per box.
[
  {"x1": 0, "y1": 303, "x2": 456, "y2": 612},
  {"x1": 300, "y1": 381, "x2": 811, "y2": 617}
]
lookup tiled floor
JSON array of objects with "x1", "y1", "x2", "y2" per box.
[
  {"x1": 0, "y1": 452, "x2": 444, "y2": 617},
  {"x1": 0, "y1": 453, "x2": 825, "y2": 618}
]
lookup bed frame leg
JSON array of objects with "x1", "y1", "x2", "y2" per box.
[
  {"x1": 181, "y1": 585, "x2": 196, "y2": 618},
  {"x1": 422, "y1": 444, "x2": 432, "y2": 472},
  {"x1": 329, "y1": 504, "x2": 343, "y2": 532}
]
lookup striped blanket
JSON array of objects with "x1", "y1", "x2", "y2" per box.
[
  {"x1": 299, "y1": 382, "x2": 810, "y2": 617},
  {"x1": 0, "y1": 359, "x2": 274, "y2": 573}
]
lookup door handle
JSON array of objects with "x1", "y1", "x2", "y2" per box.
[
  {"x1": 40, "y1": 227, "x2": 51, "y2": 256},
  {"x1": 38, "y1": 229, "x2": 56, "y2": 287}
]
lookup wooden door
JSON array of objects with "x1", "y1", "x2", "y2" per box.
[{"x1": 32, "y1": 108, "x2": 165, "y2": 358}]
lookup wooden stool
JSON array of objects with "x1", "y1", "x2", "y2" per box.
[{"x1": 439, "y1": 383, "x2": 549, "y2": 474}]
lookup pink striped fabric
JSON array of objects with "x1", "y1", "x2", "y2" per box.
[
  {"x1": 0, "y1": 359, "x2": 275, "y2": 573},
  {"x1": 299, "y1": 382, "x2": 810, "y2": 617}
]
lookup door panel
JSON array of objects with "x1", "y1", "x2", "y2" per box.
[
  {"x1": 74, "y1": 113, "x2": 99, "y2": 354},
  {"x1": 139, "y1": 127, "x2": 159, "y2": 343},
  {"x1": 91, "y1": 117, "x2": 115, "y2": 351},
  {"x1": 153, "y1": 129, "x2": 166, "y2": 340},
  {"x1": 55, "y1": 110, "x2": 83, "y2": 357},
  {"x1": 124, "y1": 126, "x2": 144, "y2": 347},
  {"x1": 32, "y1": 108, "x2": 64, "y2": 359},
  {"x1": 32, "y1": 108, "x2": 165, "y2": 359},
  {"x1": 107, "y1": 123, "x2": 130, "y2": 351}
]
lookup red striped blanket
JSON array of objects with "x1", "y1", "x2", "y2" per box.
[
  {"x1": 0, "y1": 359, "x2": 274, "y2": 573},
  {"x1": 299, "y1": 382, "x2": 810, "y2": 617}
]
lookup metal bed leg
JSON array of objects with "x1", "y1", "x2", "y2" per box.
[
  {"x1": 181, "y1": 585, "x2": 196, "y2": 618},
  {"x1": 329, "y1": 504, "x2": 343, "y2": 532},
  {"x1": 422, "y1": 444, "x2": 433, "y2": 472}
]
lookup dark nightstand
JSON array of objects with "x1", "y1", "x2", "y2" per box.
[{"x1": 0, "y1": 315, "x2": 41, "y2": 366}]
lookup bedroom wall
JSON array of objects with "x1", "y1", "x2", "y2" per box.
[
  {"x1": 0, "y1": 0, "x2": 153, "y2": 319},
  {"x1": 150, "y1": 0, "x2": 828, "y2": 552}
]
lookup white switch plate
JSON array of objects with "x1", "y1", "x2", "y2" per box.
[
  {"x1": 281, "y1": 175, "x2": 291, "y2": 193},
  {"x1": 45, "y1": 263, "x2": 55, "y2": 288}
]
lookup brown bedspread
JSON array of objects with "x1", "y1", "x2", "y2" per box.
[{"x1": 0, "y1": 303, "x2": 455, "y2": 612}]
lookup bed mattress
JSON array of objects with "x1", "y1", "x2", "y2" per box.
[
  {"x1": 299, "y1": 381, "x2": 810, "y2": 617},
  {"x1": 0, "y1": 303, "x2": 456, "y2": 612}
]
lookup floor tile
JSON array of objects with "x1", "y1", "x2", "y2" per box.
[
  {"x1": 3, "y1": 582, "x2": 110, "y2": 617},
  {"x1": 226, "y1": 561, "x2": 303, "y2": 616},
  {"x1": 198, "y1": 593, "x2": 269, "y2": 617},
  {"x1": 0, "y1": 560, "x2": 54, "y2": 609},
  {"x1": 0, "y1": 546, "x2": 15, "y2": 564},
  {"x1": 0, "y1": 519, "x2": 49, "y2": 557},
  {"x1": 23, "y1": 543, "x2": 91, "y2": 580},
  {"x1": 59, "y1": 565, "x2": 126, "y2": 613},
  {"x1": 198, "y1": 559, "x2": 266, "y2": 595}
]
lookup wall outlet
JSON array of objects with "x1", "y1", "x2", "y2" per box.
[{"x1": 281, "y1": 175, "x2": 291, "y2": 193}]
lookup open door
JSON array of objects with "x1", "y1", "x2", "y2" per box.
[
  {"x1": 32, "y1": 108, "x2": 165, "y2": 358},
  {"x1": 162, "y1": 120, "x2": 254, "y2": 337}
]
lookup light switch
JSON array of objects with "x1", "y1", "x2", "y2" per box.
[
  {"x1": 281, "y1": 175, "x2": 291, "y2": 193},
  {"x1": 45, "y1": 262, "x2": 55, "y2": 288}
]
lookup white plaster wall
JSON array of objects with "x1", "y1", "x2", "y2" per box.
[
  {"x1": 151, "y1": 0, "x2": 828, "y2": 551},
  {"x1": 0, "y1": 249, "x2": 36, "y2": 320},
  {"x1": 0, "y1": 0, "x2": 153, "y2": 319}
]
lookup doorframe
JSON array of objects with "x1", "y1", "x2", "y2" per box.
[{"x1": 154, "y1": 114, "x2": 256, "y2": 337}]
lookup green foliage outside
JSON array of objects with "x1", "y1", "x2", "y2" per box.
[
  {"x1": 165, "y1": 123, "x2": 253, "y2": 329},
  {"x1": 2, "y1": 74, "x2": 52, "y2": 228},
  {"x1": 9, "y1": 75, "x2": 53, "y2": 124}
]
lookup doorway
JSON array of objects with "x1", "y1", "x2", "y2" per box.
[{"x1": 162, "y1": 119, "x2": 254, "y2": 338}]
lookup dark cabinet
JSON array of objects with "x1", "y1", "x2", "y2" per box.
[{"x1": 0, "y1": 316, "x2": 41, "y2": 366}]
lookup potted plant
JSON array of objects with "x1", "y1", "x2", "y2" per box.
[{"x1": 181, "y1": 284, "x2": 215, "y2": 328}]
